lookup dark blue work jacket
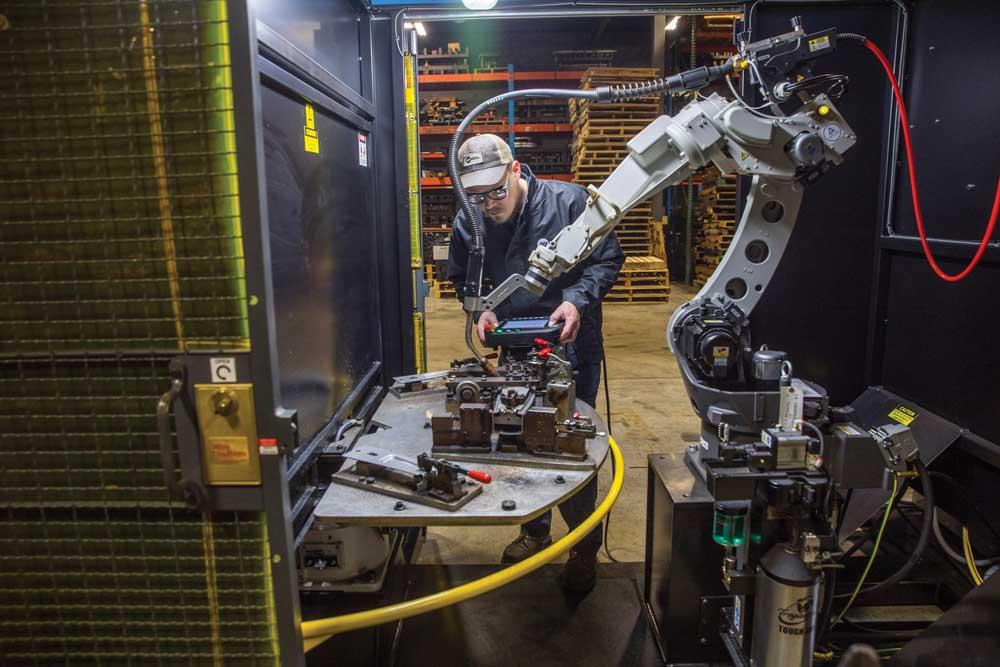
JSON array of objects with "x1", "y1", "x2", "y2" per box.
[{"x1": 447, "y1": 165, "x2": 625, "y2": 348}]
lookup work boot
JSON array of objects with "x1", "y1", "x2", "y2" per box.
[
  {"x1": 559, "y1": 548, "x2": 598, "y2": 594},
  {"x1": 501, "y1": 532, "x2": 552, "y2": 563}
]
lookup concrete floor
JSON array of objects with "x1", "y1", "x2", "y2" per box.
[{"x1": 418, "y1": 283, "x2": 702, "y2": 565}]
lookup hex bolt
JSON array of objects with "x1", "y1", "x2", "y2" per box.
[
  {"x1": 501, "y1": 500, "x2": 516, "y2": 511},
  {"x1": 394, "y1": 501, "x2": 406, "y2": 511},
  {"x1": 555, "y1": 475, "x2": 566, "y2": 484}
]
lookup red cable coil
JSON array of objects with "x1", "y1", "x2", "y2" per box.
[{"x1": 865, "y1": 39, "x2": 1000, "y2": 282}]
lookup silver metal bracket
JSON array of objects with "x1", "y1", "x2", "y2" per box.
[
  {"x1": 481, "y1": 273, "x2": 542, "y2": 310},
  {"x1": 585, "y1": 184, "x2": 623, "y2": 224}
]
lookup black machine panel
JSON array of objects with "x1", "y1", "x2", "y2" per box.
[
  {"x1": 261, "y1": 79, "x2": 382, "y2": 446},
  {"x1": 873, "y1": 0, "x2": 1000, "y2": 448},
  {"x1": 878, "y1": 252, "x2": 1000, "y2": 444},
  {"x1": 746, "y1": 5, "x2": 898, "y2": 406},
  {"x1": 251, "y1": 0, "x2": 365, "y2": 96},
  {"x1": 889, "y1": 0, "x2": 1000, "y2": 241}
]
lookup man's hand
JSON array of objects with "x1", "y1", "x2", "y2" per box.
[
  {"x1": 548, "y1": 301, "x2": 580, "y2": 343},
  {"x1": 476, "y1": 310, "x2": 499, "y2": 343}
]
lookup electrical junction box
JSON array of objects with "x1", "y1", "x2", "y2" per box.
[
  {"x1": 762, "y1": 427, "x2": 809, "y2": 470},
  {"x1": 825, "y1": 423, "x2": 886, "y2": 489}
]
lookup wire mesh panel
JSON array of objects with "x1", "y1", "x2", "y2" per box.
[
  {"x1": 0, "y1": 1, "x2": 280, "y2": 663},
  {"x1": 0, "y1": 0, "x2": 249, "y2": 354}
]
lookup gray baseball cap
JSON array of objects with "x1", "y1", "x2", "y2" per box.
[{"x1": 457, "y1": 134, "x2": 513, "y2": 190}]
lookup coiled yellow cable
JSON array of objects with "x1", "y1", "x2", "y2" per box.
[{"x1": 301, "y1": 436, "x2": 625, "y2": 652}]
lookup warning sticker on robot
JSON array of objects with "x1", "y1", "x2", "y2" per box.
[
  {"x1": 358, "y1": 132, "x2": 368, "y2": 167},
  {"x1": 888, "y1": 405, "x2": 917, "y2": 426},
  {"x1": 809, "y1": 35, "x2": 831, "y2": 52},
  {"x1": 304, "y1": 104, "x2": 319, "y2": 154},
  {"x1": 210, "y1": 357, "x2": 237, "y2": 383}
]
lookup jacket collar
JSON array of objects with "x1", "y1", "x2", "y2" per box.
[{"x1": 510, "y1": 164, "x2": 538, "y2": 229}]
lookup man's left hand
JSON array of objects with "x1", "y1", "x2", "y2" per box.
[{"x1": 548, "y1": 301, "x2": 580, "y2": 343}]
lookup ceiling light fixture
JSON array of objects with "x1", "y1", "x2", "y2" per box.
[
  {"x1": 461, "y1": 0, "x2": 498, "y2": 10},
  {"x1": 665, "y1": 16, "x2": 680, "y2": 31},
  {"x1": 403, "y1": 21, "x2": 427, "y2": 37}
]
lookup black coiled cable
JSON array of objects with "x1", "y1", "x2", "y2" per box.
[
  {"x1": 605, "y1": 61, "x2": 735, "y2": 102},
  {"x1": 838, "y1": 32, "x2": 869, "y2": 44}
]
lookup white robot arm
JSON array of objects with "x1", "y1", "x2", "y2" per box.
[
  {"x1": 474, "y1": 20, "x2": 857, "y2": 325},
  {"x1": 478, "y1": 91, "x2": 855, "y2": 318}
]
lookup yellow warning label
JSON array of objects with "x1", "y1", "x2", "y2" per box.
[
  {"x1": 713, "y1": 346, "x2": 729, "y2": 358},
  {"x1": 304, "y1": 104, "x2": 319, "y2": 153},
  {"x1": 304, "y1": 127, "x2": 319, "y2": 154},
  {"x1": 809, "y1": 35, "x2": 831, "y2": 52},
  {"x1": 209, "y1": 437, "x2": 250, "y2": 465},
  {"x1": 888, "y1": 405, "x2": 917, "y2": 426}
]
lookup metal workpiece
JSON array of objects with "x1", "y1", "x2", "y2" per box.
[
  {"x1": 429, "y1": 340, "x2": 598, "y2": 464},
  {"x1": 313, "y1": 388, "x2": 609, "y2": 527},
  {"x1": 333, "y1": 446, "x2": 487, "y2": 511}
]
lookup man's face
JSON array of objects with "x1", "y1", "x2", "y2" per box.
[{"x1": 467, "y1": 162, "x2": 520, "y2": 224}]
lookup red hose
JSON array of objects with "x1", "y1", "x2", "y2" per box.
[{"x1": 864, "y1": 38, "x2": 1000, "y2": 282}]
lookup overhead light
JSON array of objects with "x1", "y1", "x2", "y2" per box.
[
  {"x1": 461, "y1": 0, "x2": 498, "y2": 10},
  {"x1": 403, "y1": 21, "x2": 427, "y2": 37},
  {"x1": 665, "y1": 16, "x2": 680, "y2": 31}
]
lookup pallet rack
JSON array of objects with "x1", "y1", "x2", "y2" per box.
[{"x1": 570, "y1": 68, "x2": 670, "y2": 303}]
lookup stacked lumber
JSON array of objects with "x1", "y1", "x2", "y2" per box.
[
  {"x1": 552, "y1": 49, "x2": 616, "y2": 70},
  {"x1": 423, "y1": 265, "x2": 456, "y2": 299},
  {"x1": 421, "y1": 98, "x2": 499, "y2": 126},
  {"x1": 516, "y1": 99, "x2": 569, "y2": 123},
  {"x1": 418, "y1": 45, "x2": 469, "y2": 75},
  {"x1": 693, "y1": 168, "x2": 738, "y2": 288},
  {"x1": 570, "y1": 68, "x2": 661, "y2": 258},
  {"x1": 606, "y1": 256, "x2": 671, "y2": 304}
]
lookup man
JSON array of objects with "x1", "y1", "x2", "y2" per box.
[{"x1": 447, "y1": 134, "x2": 625, "y2": 593}]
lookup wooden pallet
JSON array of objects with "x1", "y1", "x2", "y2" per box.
[
  {"x1": 418, "y1": 63, "x2": 470, "y2": 75},
  {"x1": 693, "y1": 168, "x2": 739, "y2": 282},
  {"x1": 606, "y1": 256, "x2": 670, "y2": 303},
  {"x1": 431, "y1": 278, "x2": 456, "y2": 299},
  {"x1": 570, "y1": 69, "x2": 665, "y2": 258}
]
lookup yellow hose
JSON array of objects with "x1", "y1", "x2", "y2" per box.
[
  {"x1": 301, "y1": 437, "x2": 625, "y2": 652},
  {"x1": 962, "y1": 526, "x2": 985, "y2": 586}
]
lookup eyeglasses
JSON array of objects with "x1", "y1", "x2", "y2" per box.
[{"x1": 468, "y1": 182, "x2": 509, "y2": 205}]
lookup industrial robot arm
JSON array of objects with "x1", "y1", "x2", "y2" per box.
[
  {"x1": 476, "y1": 22, "x2": 856, "y2": 314},
  {"x1": 482, "y1": 100, "x2": 855, "y2": 311},
  {"x1": 452, "y1": 17, "x2": 861, "y2": 456}
]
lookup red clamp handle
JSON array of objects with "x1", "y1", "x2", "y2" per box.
[{"x1": 466, "y1": 469, "x2": 492, "y2": 484}]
